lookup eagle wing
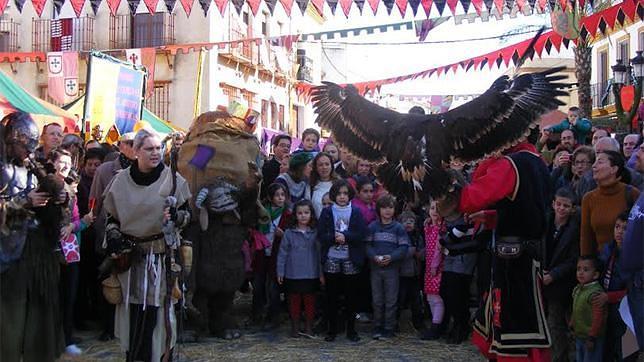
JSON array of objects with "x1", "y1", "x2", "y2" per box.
[
  {"x1": 438, "y1": 67, "x2": 568, "y2": 163},
  {"x1": 311, "y1": 82, "x2": 428, "y2": 162}
]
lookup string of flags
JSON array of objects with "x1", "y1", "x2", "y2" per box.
[
  {"x1": 2, "y1": 0, "x2": 630, "y2": 19},
  {"x1": 294, "y1": 0, "x2": 643, "y2": 97}
]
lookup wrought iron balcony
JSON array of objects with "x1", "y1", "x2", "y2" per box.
[
  {"x1": 590, "y1": 79, "x2": 615, "y2": 109},
  {"x1": 32, "y1": 16, "x2": 95, "y2": 52},
  {"x1": 0, "y1": 18, "x2": 20, "y2": 52},
  {"x1": 109, "y1": 13, "x2": 175, "y2": 49}
]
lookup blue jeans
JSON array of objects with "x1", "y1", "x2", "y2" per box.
[
  {"x1": 575, "y1": 337, "x2": 604, "y2": 362},
  {"x1": 627, "y1": 271, "x2": 644, "y2": 350}
]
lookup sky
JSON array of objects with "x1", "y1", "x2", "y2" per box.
[{"x1": 304, "y1": 5, "x2": 576, "y2": 109}]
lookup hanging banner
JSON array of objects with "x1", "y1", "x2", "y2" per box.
[
  {"x1": 125, "y1": 48, "x2": 156, "y2": 99},
  {"x1": 47, "y1": 51, "x2": 79, "y2": 104},
  {"x1": 83, "y1": 52, "x2": 146, "y2": 137}
]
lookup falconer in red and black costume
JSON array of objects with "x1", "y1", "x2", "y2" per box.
[{"x1": 459, "y1": 135, "x2": 553, "y2": 362}]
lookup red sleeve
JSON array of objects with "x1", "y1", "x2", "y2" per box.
[
  {"x1": 589, "y1": 293, "x2": 606, "y2": 337},
  {"x1": 607, "y1": 290, "x2": 627, "y2": 304},
  {"x1": 459, "y1": 157, "x2": 518, "y2": 214}
]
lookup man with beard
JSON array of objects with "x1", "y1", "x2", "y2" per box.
[
  {"x1": 75, "y1": 148, "x2": 106, "y2": 328},
  {"x1": 1, "y1": 111, "x2": 65, "y2": 361},
  {"x1": 89, "y1": 132, "x2": 136, "y2": 340}
]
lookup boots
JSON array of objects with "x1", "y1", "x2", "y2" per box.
[{"x1": 421, "y1": 323, "x2": 441, "y2": 340}]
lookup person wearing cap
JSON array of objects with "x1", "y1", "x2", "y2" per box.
[
  {"x1": 261, "y1": 134, "x2": 292, "y2": 200},
  {"x1": 88, "y1": 131, "x2": 137, "y2": 341},
  {"x1": 275, "y1": 151, "x2": 314, "y2": 208}
]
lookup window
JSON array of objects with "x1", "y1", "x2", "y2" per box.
[
  {"x1": 32, "y1": 17, "x2": 95, "y2": 52},
  {"x1": 270, "y1": 102, "x2": 277, "y2": 129},
  {"x1": 221, "y1": 84, "x2": 241, "y2": 103},
  {"x1": 598, "y1": 49, "x2": 608, "y2": 85},
  {"x1": 639, "y1": 30, "x2": 644, "y2": 54},
  {"x1": 617, "y1": 39, "x2": 629, "y2": 64},
  {"x1": 148, "y1": 82, "x2": 171, "y2": 121},
  {"x1": 109, "y1": 13, "x2": 174, "y2": 49},
  {"x1": 242, "y1": 90, "x2": 255, "y2": 110},
  {"x1": 261, "y1": 100, "x2": 268, "y2": 128},
  {"x1": 0, "y1": 19, "x2": 19, "y2": 52},
  {"x1": 277, "y1": 21, "x2": 284, "y2": 36},
  {"x1": 278, "y1": 104, "x2": 285, "y2": 131}
]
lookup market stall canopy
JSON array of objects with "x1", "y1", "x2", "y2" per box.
[
  {"x1": 63, "y1": 94, "x2": 183, "y2": 136},
  {"x1": 0, "y1": 69, "x2": 77, "y2": 132}
]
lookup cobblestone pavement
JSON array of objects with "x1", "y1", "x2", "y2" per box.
[{"x1": 61, "y1": 293, "x2": 484, "y2": 361}]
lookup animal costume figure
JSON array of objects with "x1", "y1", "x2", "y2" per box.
[
  {"x1": 178, "y1": 110, "x2": 265, "y2": 339},
  {"x1": 0, "y1": 112, "x2": 65, "y2": 361}
]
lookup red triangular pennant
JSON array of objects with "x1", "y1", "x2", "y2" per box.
[
  {"x1": 214, "y1": 0, "x2": 227, "y2": 15},
  {"x1": 0, "y1": 0, "x2": 7, "y2": 15},
  {"x1": 310, "y1": 0, "x2": 324, "y2": 14},
  {"x1": 248, "y1": 0, "x2": 261, "y2": 14},
  {"x1": 70, "y1": 0, "x2": 85, "y2": 16},
  {"x1": 447, "y1": 0, "x2": 458, "y2": 14},
  {"x1": 602, "y1": 5, "x2": 620, "y2": 29},
  {"x1": 367, "y1": 0, "x2": 379, "y2": 14},
  {"x1": 107, "y1": 0, "x2": 121, "y2": 15},
  {"x1": 537, "y1": 0, "x2": 546, "y2": 11},
  {"x1": 339, "y1": 0, "x2": 352, "y2": 16},
  {"x1": 180, "y1": 0, "x2": 194, "y2": 15},
  {"x1": 493, "y1": 0, "x2": 503, "y2": 14},
  {"x1": 143, "y1": 0, "x2": 159, "y2": 12},
  {"x1": 471, "y1": 0, "x2": 483, "y2": 14},
  {"x1": 395, "y1": 0, "x2": 407, "y2": 16},
  {"x1": 31, "y1": 0, "x2": 47, "y2": 16},
  {"x1": 421, "y1": 0, "x2": 431, "y2": 15},
  {"x1": 280, "y1": 0, "x2": 294, "y2": 15},
  {"x1": 515, "y1": 0, "x2": 525, "y2": 12},
  {"x1": 558, "y1": 0, "x2": 566, "y2": 11}
]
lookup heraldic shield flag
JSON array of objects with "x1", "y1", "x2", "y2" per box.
[{"x1": 47, "y1": 51, "x2": 79, "y2": 104}]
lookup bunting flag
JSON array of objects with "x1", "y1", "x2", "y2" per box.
[
  {"x1": 14, "y1": 0, "x2": 27, "y2": 12},
  {"x1": 311, "y1": 0, "x2": 324, "y2": 14},
  {"x1": 127, "y1": 0, "x2": 139, "y2": 12},
  {"x1": 47, "y1": 51, "x2": 79, "y2": 104},
  {"x1": 264, "y1": 0, "x2": 277, "y2": 12},
  {"x1": 107, "y1": 0, "x2": 121, "y2": 15},
  {"x1": 280, "y1": 0, "x2": 294, "y2": 15},
  {"x1": 13, "y1": 0, "x2": 641, "y2": 17},
  {"x1": 0, "y1": 0, "x2": 7, "y2": 15},
  {"x1": 202, "y1": 0, "x2": 214, "y2": 14},
  {"x1": 339, "y1": 0, "x2": 351, "y2": 16},
  {"x1": 248, "y1": 0, "x2": 261, "y2": 14},
  {"x1": 90, "y1": 0, "x2": 102, "y2": 13},
  {"x1": 163, "y1": 0, "x2": 175, "y2": 11},
  {"x1": 125, "y1": 48, "x2": 156, "y2": 99},
  {"x1": 31, "y1": 0, "x2": 47, "y2": 16},
  {"x1": 143, "y1": 0, "x2": 159, "y2": 12},
  {"x1": 414, "y1": 17, "x2": 448, "y2": 41},
  {"x1": 70, "y1": 0, "x2": 85, "y2": 16},
  {"x1": 296, "y1": 0, "x2": 309, "y2": 14},
  {"x1": 213, "y1": 0, "x2": 226, "y2": 15},
  {"x1": 180, "y1": 0, "x2": 194, "y2": 14},
  {"x1": 354, "y1": 0, "x2": 364, "y2": 13}
]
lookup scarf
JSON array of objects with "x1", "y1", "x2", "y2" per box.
[
  {"x1": 130, "y1": 161, "x2": 164, "y2": 186},
  {"x1": 259, "y1": 204, "x2": 284, "y2": 234}
]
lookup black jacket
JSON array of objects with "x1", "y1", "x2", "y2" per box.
[
  {"x1": 542, "y1": 212, "x2": 580, "y2": 301},
  {"x1": 318, "y1": 205, "x2": 367, "y2": 268}
]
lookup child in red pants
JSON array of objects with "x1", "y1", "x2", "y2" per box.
[{"x1": 277, "y1": 200, "x2": 325, "y2": 338}]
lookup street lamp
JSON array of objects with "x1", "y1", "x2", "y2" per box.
[{"x1": 612, "y1": 51, "x2": 644, "y2": 132}]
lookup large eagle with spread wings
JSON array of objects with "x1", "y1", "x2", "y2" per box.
[{"x1": 312, "y1": 62, "x2": 568, "y2": 202}]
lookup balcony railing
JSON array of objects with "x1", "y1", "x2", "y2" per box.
[
  {"x1": 32, "y1": 17, "x2": 95, "y2": 52},
  {"x1": 0, "y1": 18, "x2": 20, "y2": 52},
  {"x1": 109, "y1": 13, "x2": 175, "y2": 49},
  {"x1": 296, "y1": 55, "x2": 313, "y2": 82},
  {"x1": 591, "y1": 79, "x2": 616, "y2": 109},
  {"x1": 220, "y1": 27, "x2": 258, "y2": 65}
]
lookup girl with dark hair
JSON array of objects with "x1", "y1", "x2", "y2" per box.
[
  {"x1": 580, "y1": 150, "x2": 640, "y2": 255},
  {"x1": 276, "y1": 152, "x2": 314, "y2": 208},
  {"x1": 317, "y1": 179, "x2": 367, "y2": 342},
  {"x1": 277, "y1": 200, "x2": 323, "y2": 338},
  {"x1": 252, "y1": 182, "x2": 292, "y2": 329},
  {"x1": 305, "y1": 152, "x2": 339, "y2": 218}
]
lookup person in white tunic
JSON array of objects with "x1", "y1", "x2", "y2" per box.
[{"x1": 103, "y1": 129, "x2": 191, "y2": 362}]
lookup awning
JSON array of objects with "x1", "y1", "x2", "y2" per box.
[{"x1": 0, "y1": 69, "x2": 77, "y2": 132}]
